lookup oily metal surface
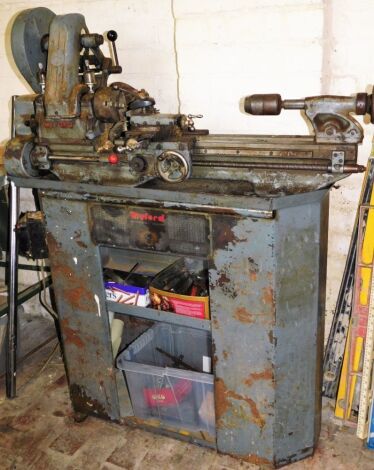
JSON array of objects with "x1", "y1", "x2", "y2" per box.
[
  {"x1": 12, "y1": 176, "x2": 276, "y2": 218},
  {"x1": 45, "y1": 134, "x2": 355, "y2": 189},
  {"x1": 193, "y1": 134, "x2": 357, "y2": 162}
]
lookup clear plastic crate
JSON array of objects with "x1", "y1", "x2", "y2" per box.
[{"x1": 117, "y1": 323, "x2": 215, "y2": 436}]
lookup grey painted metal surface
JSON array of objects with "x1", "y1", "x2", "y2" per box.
[
  {"x1": 41, "y1": 195, "x2": 121, "y2": 420},
  {"x1": 210, "y1": 191, "x2": 328, "y2": 466},
  {"x1": 11, "y1": 7, "x2": 55, "y2": 93},
  {"x1": 273, "y1": 193, "x2": 328, "y2": 464},
  {"x1": 31, "y1": 178, "x2": 329, "y2": 466},
  {"x1": 209, "y1": 212, "x2": 276, "y2": 465},
  {"x1": 108, "y1": 301, "x2": 211, "y2": 331}
]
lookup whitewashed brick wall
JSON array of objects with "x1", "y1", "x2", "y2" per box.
[{"x1": 0, "y1": 0, "x2": 373, "y2": 328}]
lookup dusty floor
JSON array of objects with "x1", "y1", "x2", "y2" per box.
[{"x1": 0, "y1": 315, "x2": 373, "y2": 470}]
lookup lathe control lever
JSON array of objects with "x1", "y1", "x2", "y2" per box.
[{"x1": 107, "y1": 30, "x2": 122, "y2": 74}]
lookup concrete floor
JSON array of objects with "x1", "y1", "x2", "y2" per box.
[{"x1": 0, "y1": 315, "x2": 373, "y2": 470}]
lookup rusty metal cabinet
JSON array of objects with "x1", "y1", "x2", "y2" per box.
[{"x1": 15, "y1": 176, "x2": 328, "y2": 467}]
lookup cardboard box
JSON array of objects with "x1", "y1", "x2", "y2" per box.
[
  {"x1": 149, "y1": 259, "x2": 210, "y2": 319},
  {"x1": 150, "y1": 287, "x2": 209, "y2": 319},
  {"x1": 105, "y1": 281, "x2": 150, "y2": 307}
]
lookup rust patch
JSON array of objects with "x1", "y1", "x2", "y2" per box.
[
  {"x1": 70, "y1": 383, "x2": 109, "y2": 419},
  {"x1": 76, "y1": 240, "x2": 88, "y2": 248},
  {"x1": 212, "y1": 216, "x2": 247, "y2": 250},
  {"x1": 215, "y1": 378, "x2": 265, "y2": 429},
  {"x1": 47, "y1": 234, "x2": 93, "y2": 312},
  {"x1": 53, "y1": 263, "x2": 72, "y2": 278},
  {"x1": 222, "y1": 350, "x2": 229, "y2": 360},
  {"x1": 261, "y1": 286, "x2": 274, "y2": 305},
  {"x1": 268, "y1": 330, "x2": 274, "y2": 345},
  {"x1": 226, "y1": 452, "x2": 272, "y2": 466},
  {"x1": 217, "y1": 272, "x2": 230, "y2": 286},
  {"x1": 212, "y1": 340, "x2": 218, "y2": 366},
  {"x1": 244, "y1": 368, "x2": 273, "y2": 387},
  {"x1": 46, "y1": 231, "x2": 62, "y2": 251},
  {"x1": 214, "y1": 378, "x2": 230, "y2": 420},
  {"x1": 233, "y1": 307, "x2": 254, "y2": 324},
  {"x1": 73, "y1": 230, "x2": 88, "y2": 249},
  {"x1": 229, "y1": 390, "x2": 265, "y2": 428},
  {"x1": 64, "y1": 285, "x2": 92, "y2": 311},
  {"x1": 61, "y1": 319, "x2": 84, "y2": 349},
  {"x1": 249, "y1": 271, "x2": 258, "y2": 281},
  {"x1": 215, "y1": 269, "x2": 237, "y2": 299},
  {"x1": 211, "y1": 317, "x2": 220, "y2": 330},
  {"x1": 248, "y1": 257, "x2": 259, "y2": 282}
]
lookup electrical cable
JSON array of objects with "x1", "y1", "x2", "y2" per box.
[{"x1": 37, "y1": 259, "x2": 57, "y2": 319}]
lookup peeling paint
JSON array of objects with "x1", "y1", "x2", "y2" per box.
[
  {"x1": 217, "y1": 272, "x2": 230, "y2": 287},
  {"x1": 94, "y1": 294, "x2": 101, "y2": 317}
]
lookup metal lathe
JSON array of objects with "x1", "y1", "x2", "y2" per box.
[{"x1": 4, "y1": 6, "x2": 373, "y2": 467}]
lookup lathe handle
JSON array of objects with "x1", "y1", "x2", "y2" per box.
[
  {"x1": 244, "y1": 94, "x2": 283, "y2": 115},
  {"x1": 244, "y1": 94, "x2": 306, "y2": 115},
  {"x1": 107, "y1": 30, "x2": 122, "y2": 74}
]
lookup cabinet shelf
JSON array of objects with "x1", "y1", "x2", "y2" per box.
[{"x1": 106, "y1": 300, "x2": 211, "y2": 331}]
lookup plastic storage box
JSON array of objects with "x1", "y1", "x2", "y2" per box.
[{"x1": 117, "y1": 323, "x2": 215, "y2": 436}]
